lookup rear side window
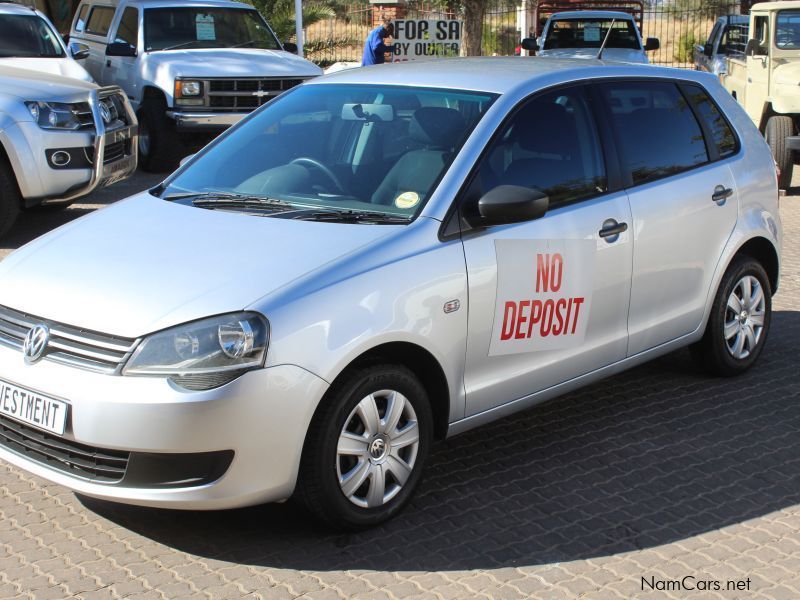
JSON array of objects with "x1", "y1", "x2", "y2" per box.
[
  {"x1": 74, "y1": 5, "x2": 89, "y2": 32},
  {"x1": 114, "y1": 7, "x2": 139, "y2": 47},
  {"x1": 85, "y1": 6, "x2": 115, "y2": 36},
  {"x1": 599, "y1": 81, "x2": 708, "y2": 186},
  {"x1": 683, "y1": 85, "x2": 738, "y2": 158}
]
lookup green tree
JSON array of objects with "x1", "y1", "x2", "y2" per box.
[{"x1": 244, "y1": 0, "x2": 337, "y2": 42}]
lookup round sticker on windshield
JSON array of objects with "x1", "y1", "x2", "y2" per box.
[{"x1": 395, "y1": 191, "x2": 420, "y2": 209}]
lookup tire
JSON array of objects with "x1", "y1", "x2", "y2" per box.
[
  {"x1": 23, "y1": 201, "x2": 74, "y2": 213},
  {"x1": 0, "y1": 157, "x2": 21, "y2": 240},
  {"x1": 766, "y1": 115, "x2": 794, "y2": 190},
  {"x1": 691, "y1": 257, "x2": 772, "y2": 377},
  {"x1": 137, "y1": 98, "x2": 185, "y2": 173},
  {"x1": 297, "y1": 364, "x2": 433, "y2": 531}
]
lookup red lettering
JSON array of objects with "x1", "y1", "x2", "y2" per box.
[
  {"x1": 540, "y1": 299, "x2": 555, "y2": 336},
  {"x1": 536, "y1": 254, "x2": 549, "y2": 292},
  {"x1": 527, "y1": 300, "x2": 543, "y2": 337},
  {"x1": 563, "y1": 298, "x2": 573, "y2": 335},
  {"x1": 501, "y1": 302, "x2": 517, "y2": 340},
  {"x1": 550, "y1": 253, "x2": 563, "y2": 292},
  {"x1": 552, "y1": 298, "x2": 567, "y2": 335},
  {"x1": 570, "y1": 297, "x2": 585, "y2": 334},
  {"x1": 515, "y1": 301, "x2": 530, "y2": 339}
]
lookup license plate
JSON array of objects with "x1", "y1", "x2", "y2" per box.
[{"x1": 0, "y1": 379, "x2": 68, "y2": 435}]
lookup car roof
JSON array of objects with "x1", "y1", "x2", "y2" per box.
[
  {"x1": 548, "y1": 11, "x2": 636, "y2": 20},
  {"x1": 80, "y1": 0, "x2": 253, "y2": 8},
  {"x1": 310, "y1": 57, "x2": 716, "y2": 95},
  {"x1": 751, "y1": 0, "x2": 800, "y2": 10},
  {"x1": 0, "y1": 2, "x2": 43, "y2": 16}
]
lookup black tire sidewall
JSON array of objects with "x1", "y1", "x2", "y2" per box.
[
  {"x1": 0, "y1": 160, "x2": 21, "y2": 240},
  {"x1": 301, "y1": 365, "x2": 432, "y2": 530},
  {"x1": 138, "y1": 100, "x2": 183, "y2": 173},
  {"x1": 705, "y1": 258, "x2": 772, "y2": 375},
  {"x1": 766, "y1": 116, "x2": 793, "y2": 189}
]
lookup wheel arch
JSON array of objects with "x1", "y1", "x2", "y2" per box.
[{"x1": 732, "y1": 236, "x2": 780, "y2": 294}]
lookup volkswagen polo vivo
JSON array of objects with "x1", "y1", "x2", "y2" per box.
[{"x1": 0, "y1": 59, "x2": 781, "y2": 529}]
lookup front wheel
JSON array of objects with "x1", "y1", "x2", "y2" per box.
[
  {"x1": 692, "y1": 257, "x2": 772, "y2": 376},
  {"x1": 766, "y1": 115, "x2": 794, "y2": 190},
  {"x1": 297, "y1": 364, "x2": 432, "y2": 530},
  {"x1": 137, "y1": 99, "x2": 185, "y2": 173},
  {"x1": 0, "y1": 158, "x2": 21, "y2": 240}
]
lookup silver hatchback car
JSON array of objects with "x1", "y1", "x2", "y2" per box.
[{"x1": 0, "y1": 58, "x2": 781, "y2": 530}]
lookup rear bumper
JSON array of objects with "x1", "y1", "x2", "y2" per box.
[{"x1": 166, "y1": 111, "x2": 248, "y2": 132}]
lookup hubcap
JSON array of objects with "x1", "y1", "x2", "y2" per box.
[
  {"x1": 336, "y1": 390, "x2": 420, "y2": 509},
  {"x1": 724, "y1": 275, "x2": 766, "y2": 360}
]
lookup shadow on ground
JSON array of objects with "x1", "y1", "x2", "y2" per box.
[{"x1": 82, "y1": 309, "x2": 800, "y2": 572}]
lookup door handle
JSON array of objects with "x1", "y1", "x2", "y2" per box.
[
  {"x1": 599, "y1": 220, "x2": 628, "y2": 239},
  {"x1": 712, "y1": 185, "x2": 733, "y2": 203}
]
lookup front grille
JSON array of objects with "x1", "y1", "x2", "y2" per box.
[
  {"x1": 102, "y1": 140, "x2": 127, "y2": 164},
  {"x1": 0, "y1": 305, "x2": 138, "y2": 375},
  {"x1": 206, "y1": 78, "x2": 304, "y2": 111},
  {"x1": 0, "y1": 415, "x2": 129, "y2": 483},
  {"x1": 98, "y1": 90, "x2": 132, "y2": 129}
]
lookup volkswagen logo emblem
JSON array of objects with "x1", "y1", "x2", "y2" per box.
[
  {"x1": 99, "y1": 101, "x2": 112, "y2": 125},
  {"x1": 22, "y1": 324, "x2": 50, "y2": 365}
]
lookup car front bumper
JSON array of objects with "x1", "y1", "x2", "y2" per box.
[
  {"x1": 0, "y1": 342, "x2": 328, "y2": 509},
  {"x1": 166, "y1": 111, "x2": 249, "y2": 132}
]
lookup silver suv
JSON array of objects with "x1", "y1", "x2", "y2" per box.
[{"x1": 0, "y1": 59, "x2": 781, "y2": 530}]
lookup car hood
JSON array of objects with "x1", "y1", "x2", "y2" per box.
[
  {"x1": 0, "y1": 193, "x2": 396, "y2": 338},
  {"x1": 538, "y1": 48, "x2": 647, "y2": 63},
  {"x1": 143, "y1": 48, "x2": 323, "y2": 79},
  {"x1": 0, "y1": 65, "x2": 97, "y2": 101},
  {"x1": 0, "y1": 58, "x2": 94, "y2": 83}
]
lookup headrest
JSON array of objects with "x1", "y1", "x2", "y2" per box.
[{"x1": 409, "y1": 107, "x2": 466, "y2": 149}]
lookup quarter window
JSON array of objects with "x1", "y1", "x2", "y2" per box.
[
  {"x1": 683, "y1": 85, "x2": 738, "y2": 158},
  {"x1": 115, "y1": 7, "x2": 139, "y2": 47},
  {"x1": 477, "y1": 87, "x2": 607, "y2": 209},
  {"x1": 600, "y1": 81, "x2": 708, "y2": 186},
  {"x1": 85, "y1": 6, "x2": 115, "y2": 36}
]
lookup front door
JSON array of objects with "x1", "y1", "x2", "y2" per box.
[
  {"x1": 105, "y1": 6, "x2": 140, "y2": 103},
  {"x1": 460, "y1": 85, "x2": 633, "y2": 417},
  {"x1": 745, "y1": 13, "x2": 770, "y2": 122}
]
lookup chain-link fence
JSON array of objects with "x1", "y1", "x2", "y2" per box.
[{"x1": 305, "y1": 0, "x2": 744, "y2": 68}]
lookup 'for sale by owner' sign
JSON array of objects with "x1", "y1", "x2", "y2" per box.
[{"x1": 392, "y1": 19, "x2": 462, "y2": 61}]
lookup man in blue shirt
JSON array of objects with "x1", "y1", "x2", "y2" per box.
[{"x1": 362, "y1": 16, "x2": 395, "y2": 66}]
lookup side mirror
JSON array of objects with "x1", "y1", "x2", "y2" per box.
[
  {"x1": 467, "y1": 185, "x2": 549, "y2": 228},
  {"x1": 106, "y1": 41, "x2": 137, "y2": 57},
  {"x1": 521, "y1": 38, "x2": 538, "y2": 53},
  {"x1": 745, "y1": 38, "x2": 762, "y2": 56},
  {"x1": 645, "y1": 37, "x2": 660, "y2": 51},
  {"x1": 282, "y1": 41, "x2": 298, "y2": 53},
  {"x1": 179, "y1": 154, "x2": 196, "y2": 167},
  {"x1": 70, "y1": 42, "x2": 90, "y2": 60},
  {"x1": 703, "y1": 42, "x2": 713, "y2": 57}
]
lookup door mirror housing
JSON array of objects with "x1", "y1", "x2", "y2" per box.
[
  {"x1": 467, "y1": 185, "x2": 549, "y2": 228},
  {"x1": 106, "y1": 41, "x2": 137, "y2": 57},
  {"x1": 282, "y1": 41, "x2": 298, "y2": 53},
  {"x1": 521, "y1": 38, "x2": 538, "y2": 53},
  {"x1": 645, "y1": 37, "x2": 660, "y2": 51},
  {"x1": 70, "y1": 42, "x2": 90, "y2": 60},
  {"x1": 745, "y1": 38, "x2": 763, "y2": 56},
  {"x1": 179, "y1": 154, "x2": 196, "y2": 168},
  {"x1": 703, "y1": 42, "x2": 713, "y2": 57}
]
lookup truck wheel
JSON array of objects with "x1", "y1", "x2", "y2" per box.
[
  {"x1": 297, "y1": 364, "x2": 432, "y2": 531},
  {"x1": 766, "y1": 115, "x2": 794, "y2": 189},
  {"x1": 137, "y1": 99, "x2": 185, "y2": 173},
  {"x1": 0, "y1": 158, "x2": 21, "y2": 240},
  {"x1": 691, "y1": 256, "x2": 771, "y2": 377}
]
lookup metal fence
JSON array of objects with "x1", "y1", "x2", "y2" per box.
[{"x1": 305, "y1": 0, "x2": 744, "y2": 68}]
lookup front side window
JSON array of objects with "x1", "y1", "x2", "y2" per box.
[
  {"x1": 115, "y1": 7, "x2": 139, "y2": 47},
  {"x1": 544, "y1": 18, "x2": 641, "y2": 50},
  {"x1": 753, "y1": 15, "x2": 769, "y2": 54},
  {"x1": 0, "y1": 15, "x2": 64, "y2": 58},
  {"x1": 161, "y1": 84, "x2": 497, "y2": 221},
  {"x1": 600, "y1": 81, "x2": 708, "y2": 186},
  {"x1": 476, "y1": 86, "x2": 607, "y2": 209},
  {"x1": 683, "y1": 85, "x2": 738, "y2": 159},
  {"x1": 85, "y1": 6, "x2": 115, "y2": 36},
  {"x1": 144, "y1": 8, "x2": 280, "y2": 51},
  {"x1": 776, "y1": 10, "x2": 800, "y2": 49}
]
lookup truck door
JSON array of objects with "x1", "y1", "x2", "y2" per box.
[
  {"x1": 746, "y1": 13, "x2": 770, "y2": 123},
  {"x1": 81, "y1": 5, "x2": 116, "y2": 82},
  {"x1": 105, "y1": 6, "x2": 140, "y2": 104},
  {"x1": 460, "y1": 85, "x2": 632, "y2": 416}
]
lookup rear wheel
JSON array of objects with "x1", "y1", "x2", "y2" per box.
[
  {"x1": 692, "y1": 257, "x2": 772, "y2": 376},
  {"x1": 137, "y1": 98, "x2": 185, "y2": 173},
  {"x1": 297, "y1": 364, "x2": 432, "y2": 531},
  {"x1": 766, "y1": 115, "x2": 794, "y2": 189},
  {"x1": 0, "y1": 158, "x2": 21, "y2": 240}
]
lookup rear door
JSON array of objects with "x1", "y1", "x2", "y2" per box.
[
  {"x1": 594, "y1": 80, "x2": 738, "y2": 356},
  {"x1": 459, "y1": 84, "x2": 633, "y2": 416}
]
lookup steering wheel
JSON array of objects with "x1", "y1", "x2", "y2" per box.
[{"x1": 289, "y1": 157, "x2": 345, "y2": 194}]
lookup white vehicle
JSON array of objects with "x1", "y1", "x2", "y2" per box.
[
  {"x1": 69, "y1": 0, "x2": 322, "y2": 171},
  {"x1": 0, "y1": 1, "x2": 93, "y2": 82},
  {"x1": 0, "y1": 59, "x2": 781, "y2": 530},
  {"x1": 0, "y1": 66, "x2": 137, "y2": 239},
  {"x1": 524, "y1": 10, "x2": 659, "y2": 63}
]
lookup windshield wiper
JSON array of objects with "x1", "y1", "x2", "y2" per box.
[
  {"x1": 300, "y1": 209, "x2": 412, "y2": 224},
  {"x1": 159, "y1": 40, "x2": 209, "y2": 51},
  {"x1": 230, "y1": 39, "x2": 268, "y2": 48},
  {"x1": 165, "y1": 191, "x2": 295, "y2": 210}
]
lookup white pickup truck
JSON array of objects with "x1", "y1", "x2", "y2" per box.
[{"x1": 70, "y1": 0, "x2": 322, "y2": 171}]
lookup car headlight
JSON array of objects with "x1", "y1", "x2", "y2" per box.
[
  {"x1": 123, "y1": 312, "x2": 269, "y2": 390},
  {"x1": 179, "y1": 81, "x2": 202, "y2": 96},
  {"x1": 25, "y1": 101, "x2": 87, "y2": 130}
]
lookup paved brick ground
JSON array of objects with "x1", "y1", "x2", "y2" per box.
[{"x1": 2, "y1": 172, "x2": 800, "y2": 599}]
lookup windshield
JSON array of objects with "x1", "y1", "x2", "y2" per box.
[
  {"x1": 543, "y1": 18, "x2": 641, "y2": 50},
  {"x1": 144, "y1": 8, "x2": 280, "y2": 51},
  {"x1": 0, "y1": 14, "x2": 64, "y2": 58},
  {"x1": 161, "y1": 84, "x2": 497, "y2": 221},
  {"x1": 776, "y1": 10, "x2": 800, "y2": 49}
]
